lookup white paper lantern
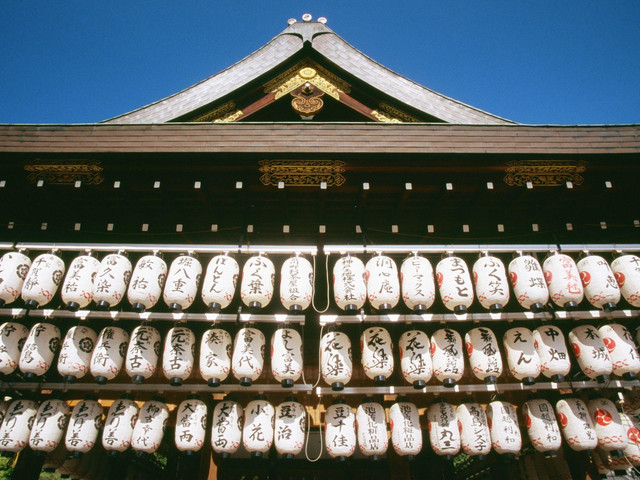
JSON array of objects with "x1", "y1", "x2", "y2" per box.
[
  {"x1": 101, "y1": 395, "x2": 138, "y2": 453},
  {"x1": 0, "y1": 250, "x2": 31, "y2": 307},
  {"x1": 61, "y1": 253, "x2": 100, "y2": 311},
  {"x1": 175, "y1": 396, "x2": 207, "y2": 453},
  {"x1": 325, "y1": 401, "x2": 356, "y2": 460},
  {"x1": 361, "y1": 326, "x2": 394, "y2": 384},
  {"x1": 161, "y1": 326, "x2": 196, "y2": 386},
  {"x1": 0, "y1": 399, "x2": 38, "y2": 452},
  {"x1": 598, "y1": 324, "x2": 640, "y2": 381},
  {"x1": 280, "y1": 255, "x2": 313, "y2": 312},
  {"x1": 577, "y1": 254, "x2": 621, "y2": 311},
  {"x1": 508, "y1": 254, "x2": 549, "y2": 312},
  {"x1": 21, "y1": 252, "x2": 65, "y2": 309},
  {"x1": 569, "y1": 325, "x2": 613, "y2": 382},
  {"x1": 611, "y1": 254, "x2": 640, "y2": 307},
  {"x1": 211, "y1": 398, "x2": 243, "y2": 457},
  {"x1": 29, "y1": 398, "x2": 69, "y2": 453},
  {"x1": 57, "y1": 325, "x2": 97, "y2": 383},
  {"x1": 389, "y1": 401, "x2": 422, "y2": 458},
  {"x1": 231, "y1": 326, "x2": 265, "y2": 386},
  {"x1": 65, "y1": 398, "x2": 103, "y2": 454},
  {"x1": 125, "y1": 325, "x2": 161, "y2": 384},
  {"x1": 0, "y1": 401, "x2": 7, "y2": 427},
  {"x1": 465, "y1": 327, "x2": 502, "y2": 384},
  {"x1": 127, "y1": 253, "x2": 167, "y2": 312},
  {"x1": 131, "y1": 399, "x2": 169, "y2": 454},
  {"x1": 365, "y1": 254, "x2": 400, "y2": 312},
  {"x1": 620, "y1": 412, "x2": 640, "y2": 466},
  {"x1": 163, "y1": 253, "x2": 202, "y2": 312},
  {"x1": 533, "y1": 325, "x2": 571, "y2": 382},
  {"x1": 356, "y1": 400, "x2": 388, "y2": 459},
  {"x1": 199, "y1": 328, "x2": 232, "y2": 387},
  {"x1": 399, "y1": 330, "x2": 432, "y2": 389},
  {"x1": 201, "y1": 254, "x2": 239, "y2": 312},
  {"x1": 543, "y1": 252, "x2": 584, "y2": 310},
  {"x1": 555, "y1": 398, "x2": 598, "y2": 452},
  {"x1": 587, "y1": 397, "x2": 628, "y2": 453},
  {"x1": 243, "y1": 397, "x2": 274, "y2": 457},
  {"x1": 436, "y1": 255, "x2": 474, "y2": 314},
  {"x1": 522, "y1": 399, "x2": 562, "y2": 455},
  {"x1": 271, "y1": 327, "x2": 303, "y2": 388},
  {"x1": 503, "y1": 327, "x2": 541, "y2": 385},
  {"x1": 90, "y1": 326, "x2": 129, "y2": 384},
  {"x1": 42, "y1": 442, "x2": 67, "y2": 472},
  {"x1": 93, "y1": 252, "x2": 132, "y2": 309},
  {"x1": 333, "y1": 255, "x2": 366, "y2": 312},
  {"x1": 0, "y1": 322, "x2": 29, "y2": 375},
  {"x1": 426, "y1": 400, "x2": 460, "y2": 459},
  {"x1": 431, "y1": 328, "x2": 464, "y2": 387},
  {"x1": 274, "y1": 397, "x2": 306, "y2": 458},
  {"x1": 320, "y1": 329, "x2": 352, "y2": 390},
  {"x1": 240, "y1": 255, "x2": 275, "y2": 310},
  {"x1": 457, "y1": 402, "x2": 491, "y2": 458},
  {"x1": 473, "y1": 254, "x2": 510, "y2": 312},
  {"x1": 19, "y1": 322, "x2": 60, "y2": 380},
  {"x1": 486, "y1": 400, "x2": 521, "y2": 457},
  {"x1": 400, "y1": 254, "x2": 436, "y2": 312}
]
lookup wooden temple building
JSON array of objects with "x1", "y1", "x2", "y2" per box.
[{"x1": 0, "y1": 14, "x2": 639, "y2": 480}]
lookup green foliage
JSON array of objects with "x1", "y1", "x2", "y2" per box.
[{"x1": 0, "y1": 456, "x2": 14, "y2": 480}]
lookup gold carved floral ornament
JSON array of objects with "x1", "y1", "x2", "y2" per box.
[
  {"x1": 24, "y1": 160, "x2": 104, "y2": 185},
  {"x1": 503, "y1": 160, "x2": 588, "y2": 186},
  {"x1": 259, "y1": 160, "x2": 346, "y2": 187}
]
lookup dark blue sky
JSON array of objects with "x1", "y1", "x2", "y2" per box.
[{"x1": 2, "y1": 1, "x2": 639, "y2": 125}]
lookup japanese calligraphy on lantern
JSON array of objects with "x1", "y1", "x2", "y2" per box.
[
  {"x1": 400, "y1": 254, "x2": 435, "y2": 312},
  {"x1": 508, "y1": 254, "x2": 549, "y2": 312}
]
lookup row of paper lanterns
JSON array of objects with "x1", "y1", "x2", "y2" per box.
[
  {"x1": 0, "y1": 394, "x2": 637, "y2": 464},
  {"x1": 1, "y1": 249, "x2": 639, "y2": 315}
]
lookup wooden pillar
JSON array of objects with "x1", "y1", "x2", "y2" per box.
[{"x1": 10, "y1": 450, "x2": 45, "y2": 480}]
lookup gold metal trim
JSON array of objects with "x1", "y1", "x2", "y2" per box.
[
  {"x1": 379, "y1": 102, "x2": 419, "y2": 123},
  {"x1": 264, "y1": 60, "x2": 351, "y2": 101},
  {"x1": 259, "y1": 160, "x2": 346, "y2": 187},
  {"x1": 25, "y1": 160, "x2": 104, "y2": 185},
  {"x1": 370, "y1": 110, "x2": 402, "y2": 123},
  {"x1": 503, "y1": 160, "x2": 588, "y2": 187},
  {"x1": 192, "y1": 101, "x2": 237, "y2": 122}
]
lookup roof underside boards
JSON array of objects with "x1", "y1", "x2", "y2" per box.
[
  {"x1": 0, "y1": 123, "x2": 638, "y2": 155},
  {"x1": 104, "y1": 21, "x2": 514, "y2": 125}
]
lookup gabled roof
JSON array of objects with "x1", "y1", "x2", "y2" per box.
[{"x1": 104, "y1": 18, "x2": 514, "y2": 125}]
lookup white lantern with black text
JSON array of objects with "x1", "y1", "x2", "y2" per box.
[
  {"x1": 533, "y1": 325, "x2": 571, "y2": 382},
  {"x1": 131, "y1": 398, "x2": 169, "y2": 454},
  {"x1": 240, "y1": 255, "x2": 275, "y2": 310},
  {"x1": 21, "y1": 251, "x2": 65, "y2": 309},
  {"x1": 271, "y1": 327, "x2": 303, "y2": 388},
  {"x1": 365, "y1": 254, "x2": 400, "y2": 312},
  {"x1": 280, "y1": 255, "x2": 313, "y2": 312},
  {"x1": 90, "y1": 326, "x2": 129, "y2": 384},
  {"x1": 620, "y1": 413, "x2": 640, "y2": 466},
  {"x1": 29, "y1": 398, "x2": 69, "y2": 453},
  {"x1": 57, "y1": 325, "x2": 97, "y2": 383},
  {"x1": 587, "y1": 397, "x2": 628, "y2": 454},
  {"x1": 19, "y1": 322, "x2": 60, "y2": 380},
  {"x1": 465, "y1": 327, "x2": 502, "y2": 384},
  {"x1": 427, "y1": 400, "x2": 460, "y2": 459},
  {"x1": 0, "y1": 400, "x2": 7, "y2": 426},
  {"x1": 211, "y1": 398, "x2": 243, "y2": 458},
  {"x1": 356, "y1": 399, "x2": 388, "y2": 459},
  {"x1": 400, "y1": 254, "x2": 436, "y2": 312},
  {"x1": 598, "y1": 323, "x2": 640, "y2": 381},
  {"x1": 199, "y1": 328, "x2": 231, "y2": 387},
  {"x1": 577, "y1": 254, "x2": 620, "y2": 311},
  {"x1": 163, "y1": 253, "x2": 202, "y2": 312},
  {"x1": 333, "y1": 255, "x2": 366, "y2": 312},
  {"x1": 201, "y1": 254, "x2": 238, "y2": 311},
  {"x1": 389, "y1": 400, "x2": 422, "y2": 459},
  {"x1": 101, "y1": 395, "x2": 138, "y2": 453},
  {"x1": 569, "y1": 325, "x2": 612, "y2": 383},
  {"x1": 125, "y1": 325, "x2": 161, "y2": 384},
  {"x1": 61, "y1": 253, "x2": 100, "y2": 311},
  {"x1": 543, "y1": 252, "x2": 584, "y2": 310},
  {"x1": 555, "y1": 398, "x2": 597, "y2": 452},
  {"x1": 431, "y1": 328, "x2": 464, "y2": 387},
  {"x1": 175, "y1": 396, "x2": 207, "y2": 454},
  {"x1": 0, "y1": 322, "x2": 29, "y2": 375},
  {"x1": 508, "y1": 253, "x2": 548, "y2": 312},
  {"x1": 231, "y1": 326, "x2": 265, "y2": 386},
  {"x1": 127, "y1": 253, "x2": 167, "y2": 312},
  {"x1": 0, "y1": 399, "x2": 38, "y2": 452},
  {"x1": 457, "y1": 401, "x2": 491, "y2": 458},
  {"x1": 522, "y1": 399, "x2": 562, "y2": 456},
  {"x1": 93, "y1": 252, "x2": 132, "y2": 309},
  {"x1": 486, "y1": 400, "x2": 521, "y2": 458},
  {"x1": 325, "y1": 400, "x2": 356, "y2": 461},
  {"x1": 0, "y1": 250, "x2": 31, "y2": 307},
  {"x1": 243, "y1": 396, "x2": 274, "y2": 458},
  {"x1": 503, "y1": 327, "x2": 541, "y2": 385},
  {"x1": 361, "y1": 326, "x2": 394, "y2": 385},
  {"x1": 274, "y1": 397, "x2": 306, "y2": 458},
  {"x1": 473, "y1": 253, "x2": 510, "y2": 312},
  {"x1": 162, "y1": 326, "x2": 195, "y2": 386},
  {"x1": 399, "y1": 330, "x2": 432, "y2": 389},
  {"x1": 65, "y1": 397, "x2": 103, "y2": 455},
  {"x1": 611, "y1": 253, "x2": 640, "y2": 307},
  {"x1": 436, "y1": 254, "x2": 474, "y2": 314},
  {"x1": 320, "y1": 329, "x2": 352, "y2": 390}
]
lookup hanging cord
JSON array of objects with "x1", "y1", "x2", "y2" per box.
[
  {"x1": 304, "y1": 393, "x2": 324, "y2": 462},
  {"x1": 301, "y1": 323, "x2": 324, "y2": 389},
  {"x1": 312, "y1": 252, "x2": 331, "y2": 314}
]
